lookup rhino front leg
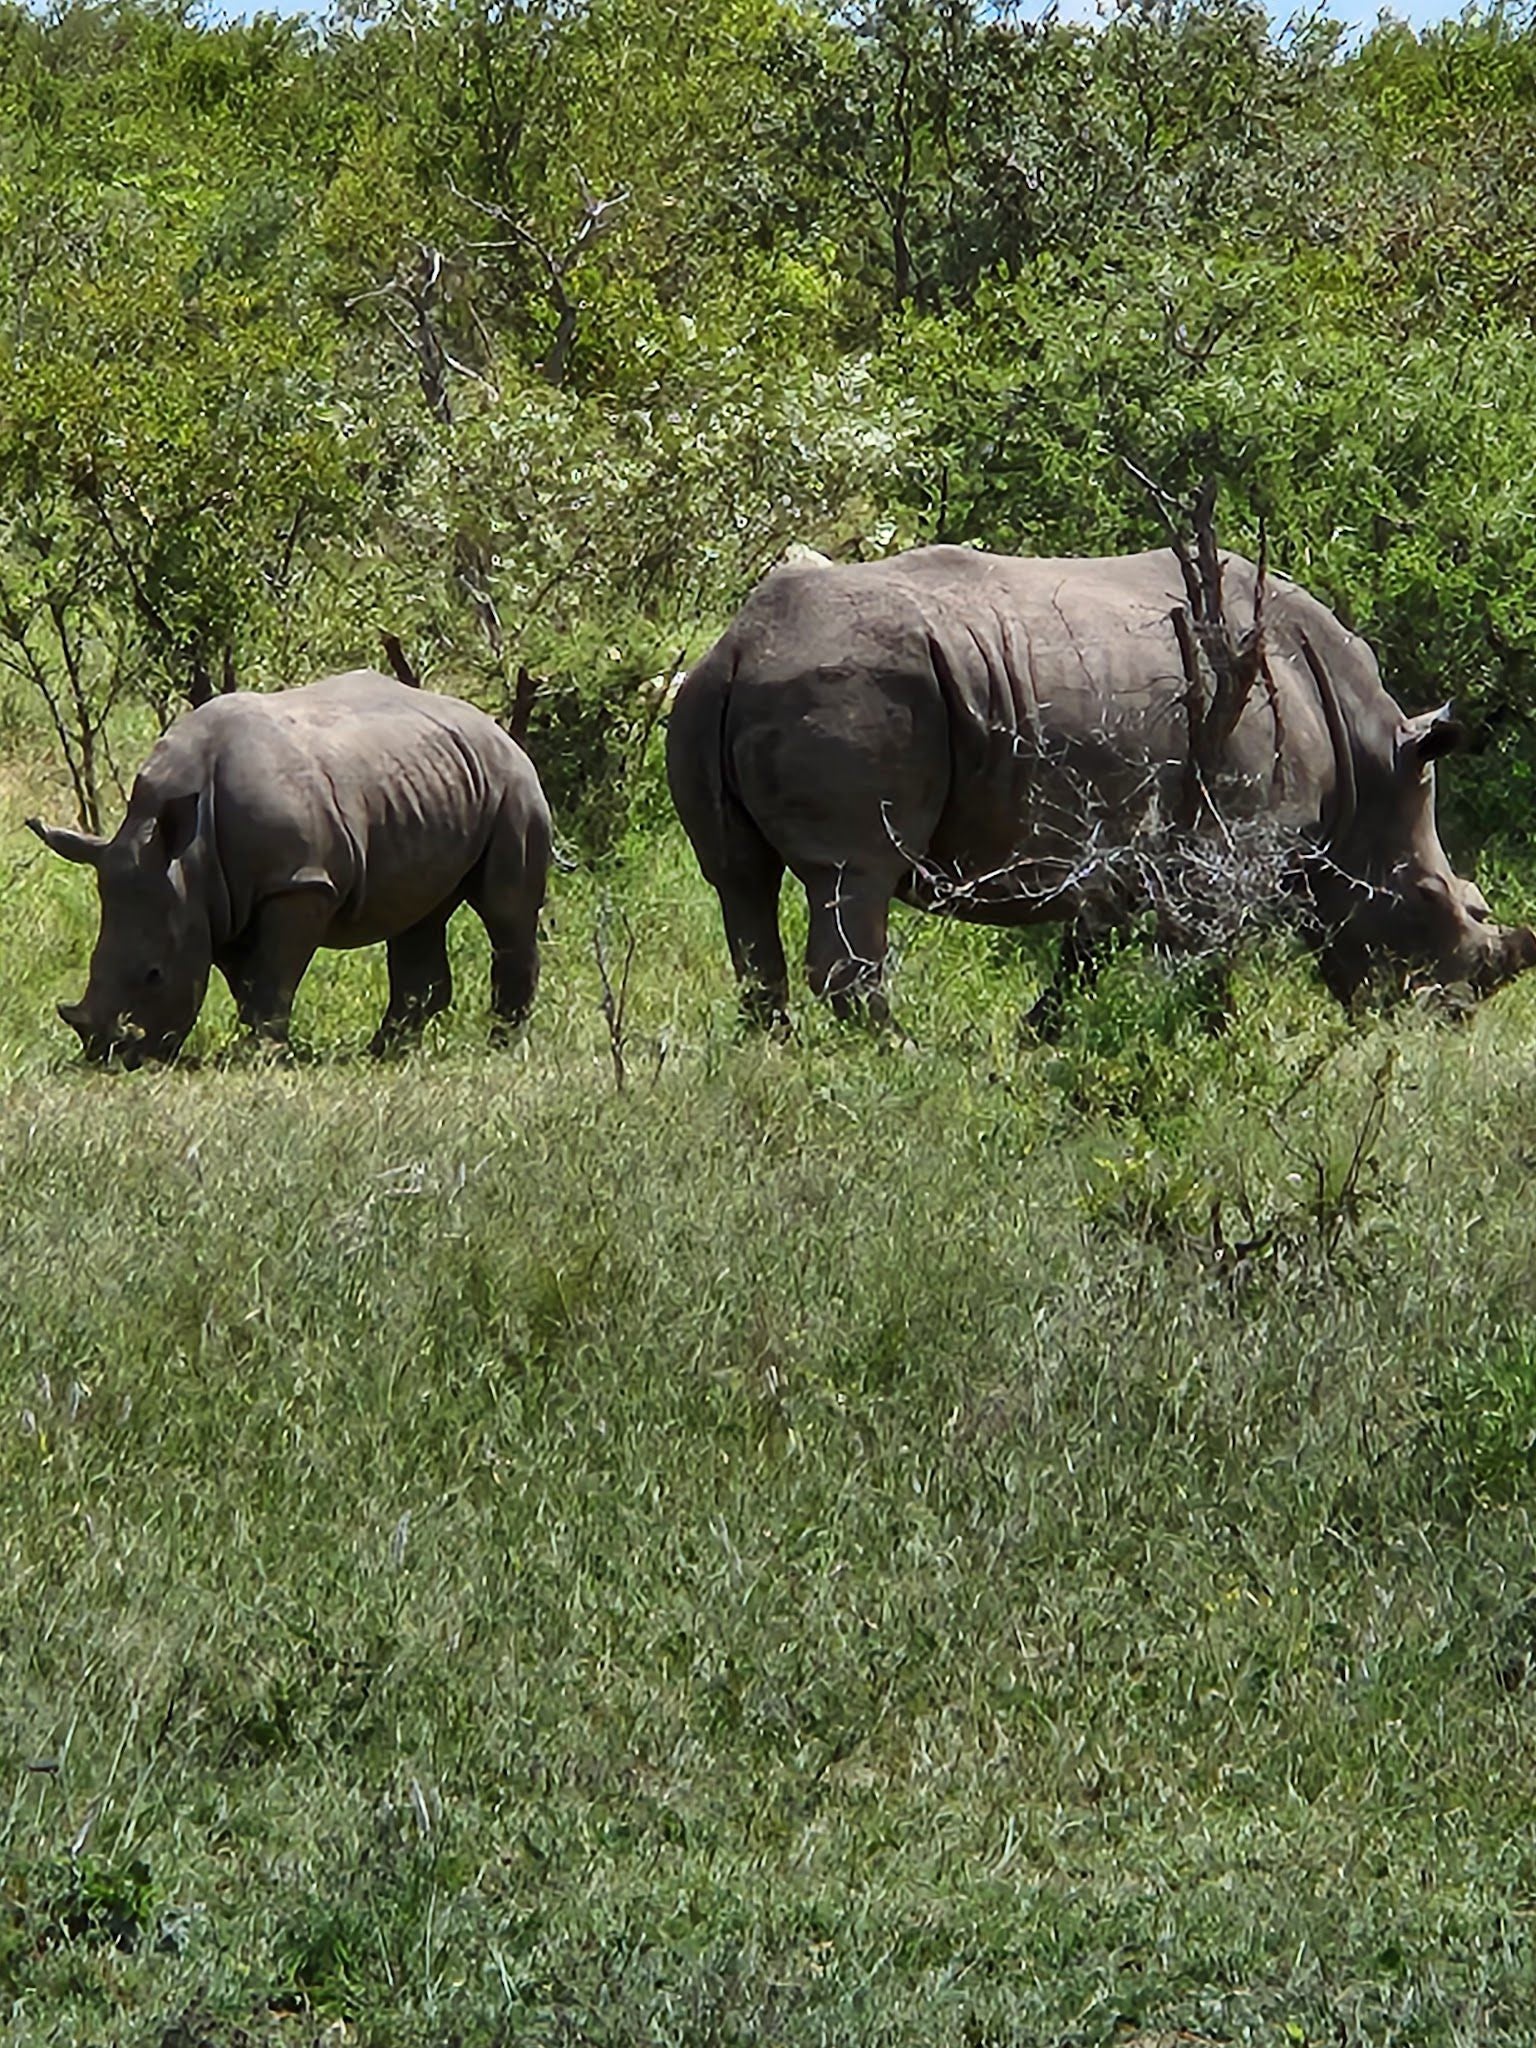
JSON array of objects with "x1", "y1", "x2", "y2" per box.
[
  {"x1": 803, "y1": 863, "x2": 894, "y2": 1026},
  {"x1": 370, "y1": 914, "x2": 454, "y2": 1054},
  {"x1": 224, "y1": 893, "x2": 335, "y2": 1047},
  {"x1": 1023, "y1": 918, "x2": 1102, "y2": 1042}
]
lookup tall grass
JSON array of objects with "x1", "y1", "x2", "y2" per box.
[{"x1": 5, "y1": 747, "x2": 1536, "y2": 2046}]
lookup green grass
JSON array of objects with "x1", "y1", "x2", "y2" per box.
[{"x1": 7, "y1": 756, "x2": 1536, "y2": 2045}]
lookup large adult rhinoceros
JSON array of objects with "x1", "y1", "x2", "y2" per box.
[
  {"x1": 29, "y1": 670, "x2": 551, "y2": 1065},
  {"x1": 666, "y1": 544, "x2": 1536, "y2": 1026}
]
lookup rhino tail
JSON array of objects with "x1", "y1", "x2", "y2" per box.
[{"x1": 666, "y1": 634, "x2": 759, "y2": 883}]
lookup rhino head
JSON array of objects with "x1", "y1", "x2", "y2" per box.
[
  {"x1": 1311, "y1": 704, "x2": 1536, "y2": 1005},
  {"x1": 29, "y1": 795, "x2": 212, "y2": 1065}
]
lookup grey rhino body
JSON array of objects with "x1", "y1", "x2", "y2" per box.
[
  {"x1": 31, "y1": 670, "x2": 551, "y2": 1063},
  {"x1": 667, "y1": 545, "x2": 1536, "y2": 1023}
]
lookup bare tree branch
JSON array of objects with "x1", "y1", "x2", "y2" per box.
[
  {"x1": 381, "y1": 633, "x2": 420, "y2": 688},
  {"x1": 594, "y1": 898, "x2": 637, "y2": 1091},
  {"x1": 448, "y1": 171, "x2": 628, "y2": 387},
  {"x1": 1125, "y1": 465, "x2": 1271, "y2": 828},
  {"x1": 509, "y1": 663, "x2": 540, "y2": 745}
]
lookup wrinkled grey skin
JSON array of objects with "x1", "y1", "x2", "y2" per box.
[
  {"x1": 667, "y1": 545, "x2": 1536, "y2": 1026},
  {"x1": 30, "y1": 670, "x2": 551, "y2": 1065}
]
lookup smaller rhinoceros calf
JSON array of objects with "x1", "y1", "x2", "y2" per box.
[{"x1": 28, "y1": 670, "x2": 551, "y2": 1066}]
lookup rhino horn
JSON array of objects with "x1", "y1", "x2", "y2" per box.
[
  {"x1": 27, "y1": 817, "x2": 109, "y2": 865},
  {"x1": 57, "y1": 1001, "x2": 89, "y2": 1032}
]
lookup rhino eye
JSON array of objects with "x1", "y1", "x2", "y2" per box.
[{"x1": 143, "y1": 966, "x2": 164, "y2": 987}]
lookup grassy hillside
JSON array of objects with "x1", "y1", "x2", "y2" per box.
[{"x1": 5, "y1": 734, "x2": 1536, "y2": 2046}]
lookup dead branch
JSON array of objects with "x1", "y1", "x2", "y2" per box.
[
  {"x1": 879, "y1": 732, "x2": 1315, "y2": 967},
  {"x1": 930, "y1": 815, "x2": 1305, "y2": 959},
  {"x1": 1171, "y1": 601, "x2": 1207, "y2": 834},
  {"x1": 449, "y1": 172, "x2": 628, "y2": 387},
  {"x1": 349, "y1": 241, "x2": 501, "y2": 426},
  {"x1": 381, "y1": 633, "x2": 420, "y2": 689},
  {"x1": 508, "y1": 663, "x2": 540, "y2": 746},
  {"x1": 0, "y1": 599, "x2": 97, "y2": 830},
  {"x1": 452, "y1": 530, "x2": 504, "y2": 658},
  {"x1": 1125, "y1": 465, "x2": 1271, "y2": 828},
  {"x1": 594, "y1": 898, "x2": 637, "y2": 1091}
]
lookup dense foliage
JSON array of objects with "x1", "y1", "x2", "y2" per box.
[{"x1": 4, "y1": 0, "x2": 1536, "y2": 846}]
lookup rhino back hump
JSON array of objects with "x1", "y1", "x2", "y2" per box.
[
  {"x1": 723, "y1": 548, "x2": 1388, "y2": 893},
  {"x1": 198, "y1": 672, "x2": 538, "y2": 942}
]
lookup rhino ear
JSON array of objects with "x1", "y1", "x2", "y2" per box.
[
  {"x1": 26, "y1": 817, "x2": 108, "y2": 866},
  {"x1": 1397, "y1": 704, "x2": 1465, "y2": 774},
  {"x1": 152, "y1": 792, "x2": 202, "y2": 864}
]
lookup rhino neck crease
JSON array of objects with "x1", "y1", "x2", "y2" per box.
[
  {"x1": 1296, "y1": 629, "x2": 1358, "y2": 854},
  {"x1": 186, "y1": 779, "x2": 234, "y2": 949},
  {"x1": 163, "y1": 837, "x2": 223, "y2": 963}
]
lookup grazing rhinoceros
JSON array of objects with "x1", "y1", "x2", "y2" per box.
[
  {"x1": 667, "y1": 545, "x2": 1536, "y2": 1026},
  {"x1": 29, "y1": 670, "x2": 551, "y2": 1065}
]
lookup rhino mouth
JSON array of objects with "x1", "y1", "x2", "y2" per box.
[
  {"x1": 99, "y1": 1036, "x2": 187, "y2": 1070},
  {"x1": 80, "y1": 1036, "x2": 149, "y2": 1071},
  {"x1": 60, "y1": 1005, "x2": 184, "y2": 1069},
  {"x1": 88, "y1": 1039, "x2": 186, "y2": 1070},
  {"x1": 1407, "y1": 924, "x2": 1536, "y2": 1000}
]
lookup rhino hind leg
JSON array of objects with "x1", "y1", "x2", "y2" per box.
[
  {"x1": 802, "y1": 863, "x2": 894, "y2": 1026},
  {"x1": 370, "y1": 913, "x2": 454, "y2": 1054},
  {"x1": 466, "y1": 823, "x2": 545, "y2": 1038},
  {"x1": 436, "y1": 792, "x2": 552, "y2": 1041},
  {"x1": 718, "y1": 862, "x2": 790, "y2": 1032},
  {"x1": 486, "y1": 918, "x2": 540, "y2": 1037},
  {"x1": 688, "y1": 793, "x2": 789, "y2": 1029}
]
